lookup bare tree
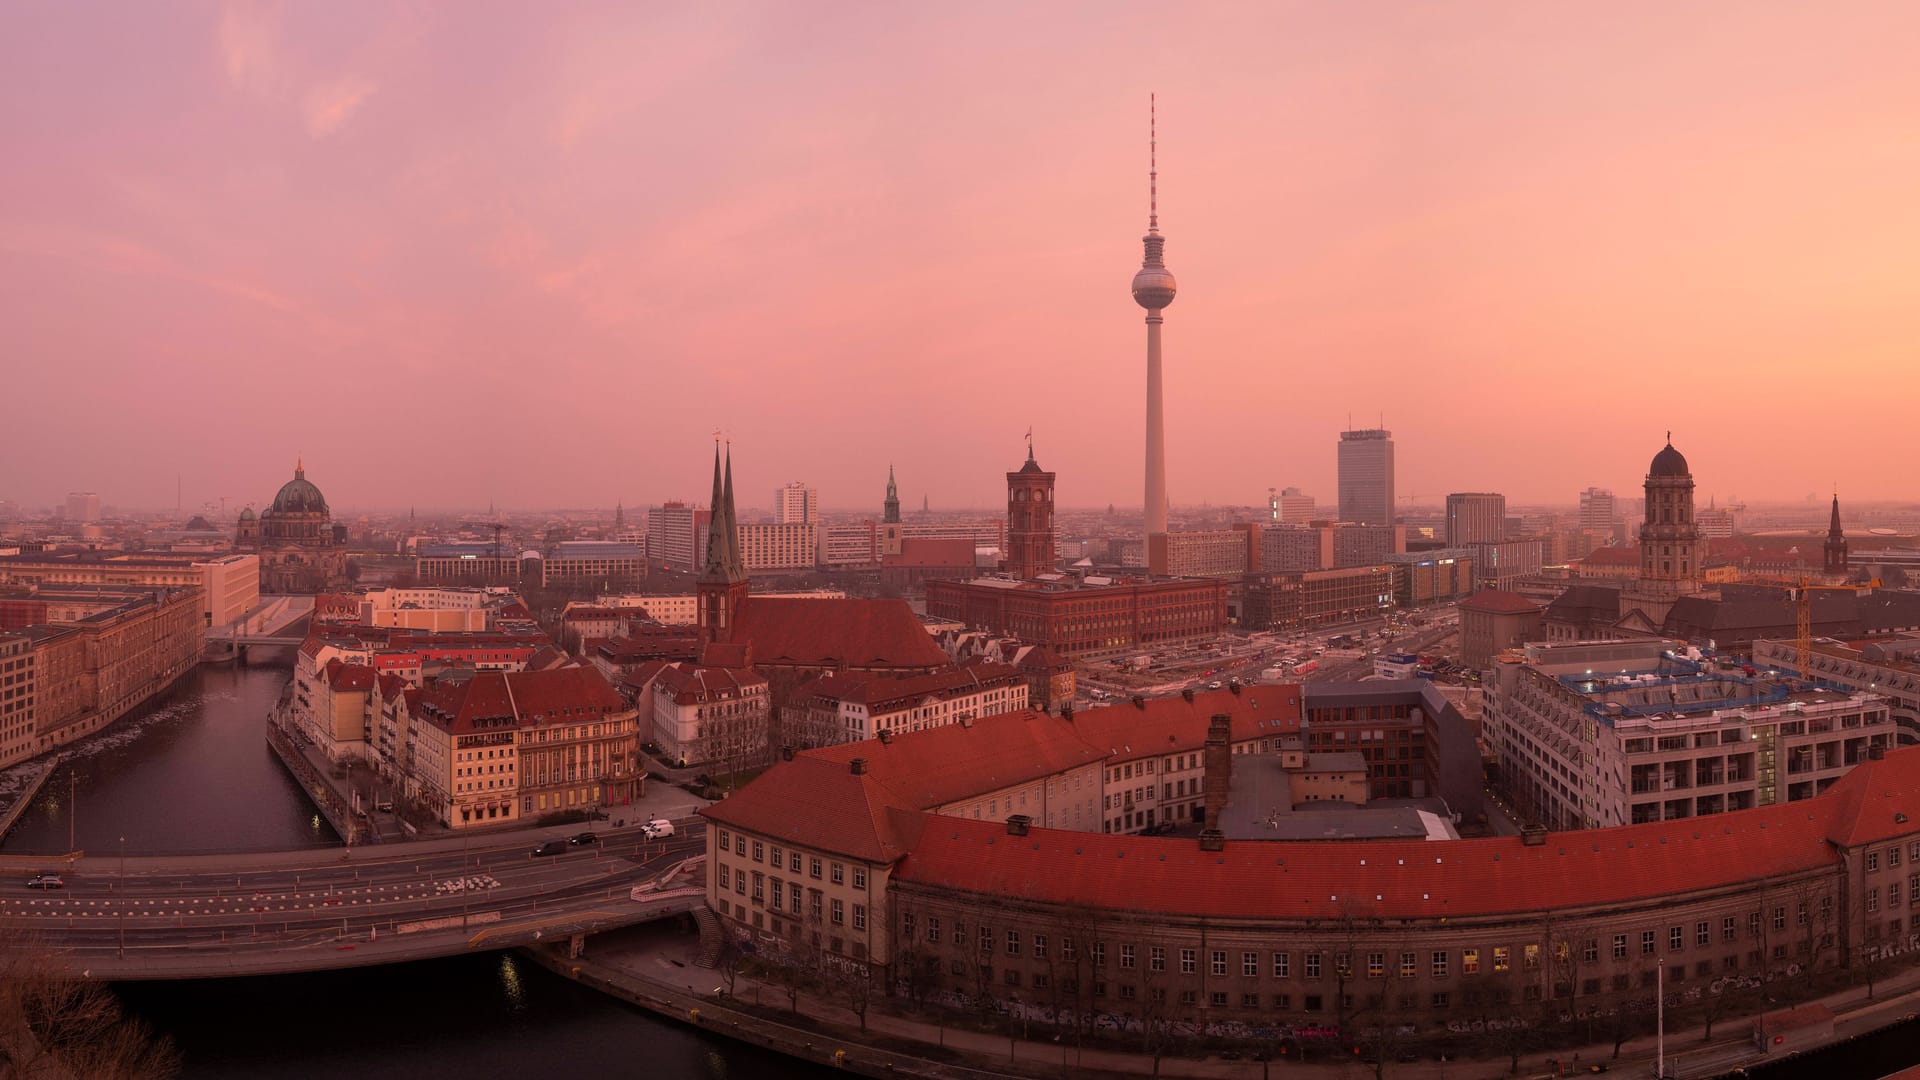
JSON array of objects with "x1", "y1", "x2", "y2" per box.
[{"x1": 0, "y1": 931, "x2": 180, "y2": 1080}]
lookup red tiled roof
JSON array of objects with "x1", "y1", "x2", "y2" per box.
[
  {"x1": 803, "y1": 713, "x2": 1107, "y2": 809},
  {"x1": 884, "y1": 538, "x2": 976, "y2": 569},
  {"x1": 892, "y1": 799, "x2": 1842, "y2": 921},
  {"x1": 413, "y1": 666, "x2": 626, "y2": 735},
  {"x1": 495, "y1": 602, "x2": 533, "y2": 620},
  {"x1": 1459, "y1": 589, "x2": 1545, "y2": 615},
  {"x1": 562, "y1": 607, "x2": 623, "y2": 621},
  {"x1": 1580, "y1": 547, "x2": 1641, "y2": 566},
  {"x1": 1064, "y1": 687, "x2": 1303, "y2": 762},
  {"x1": 699, "y1": 641, "x2": 752, "y2": 669},
  {"x1": 796, "y1": 663, "x2": 1024, "y2": 710},
  {"x1": 734, "y1": 597, "x2": 949, "y2": 670},
  {"x1": 655, "y1": 662, "x2": 767, "y2": 704},
  {"x1": 1815, "y1": 749, "x2": 1920, "y2": 848},
  {"x1": 324, "y1": 659, "x2": 377, "y2": 692},
  {"x1": 701, "y1": 756, "x2": 928, "y2": 863}
]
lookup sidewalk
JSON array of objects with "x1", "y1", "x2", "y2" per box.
[{"x1": 564, "y1": 920, "x2": 1920, "y2": 1080}]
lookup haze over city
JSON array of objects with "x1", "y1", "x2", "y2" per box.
[{"x1": 6, "y1": 2, "x2": 1920, "y2": 513}]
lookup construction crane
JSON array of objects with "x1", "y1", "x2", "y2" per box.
[
  {"x1": 1793, "y1": 576, "x2": 1878, "y2": 682},
  {"x1": 462, "y1": 520, "x2": 509, "y2": 559}
]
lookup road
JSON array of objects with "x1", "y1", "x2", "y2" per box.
[{"x1": 1, "y1": 820, "x2": 708, "y2": 974}]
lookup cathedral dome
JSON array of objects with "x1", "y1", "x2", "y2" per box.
[
  {"x1": 1649, "y1": 441, "x2": 1689, "y2": 478},
  {"x1": 269, "y1": 464, "x2": 329, "y2": 516},
  {"x1": 238, "y1": 506, "x2": 255, "y2": 522}
]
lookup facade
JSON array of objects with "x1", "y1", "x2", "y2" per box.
[
  {"x1": 647, "y1": 502, "x2": 710, "y2": 573},
  {"x1": 736, "y1": 522, "x2": 818, "y2": 572},
  {"x1": 0, "y1": 552, "x2": 257, "y2": 628},
  {"x1": 0, "y1": 586, "x2": 202, "y2": 770},
  {"x1": 926, "y1": 575, "x2": 1228, "y2": 660},
  {"x1": 1240, "y1": 566, "x2": 1402, "y2": 631},
  {"x1": 1336, "y1": 429, "x2": 1395, "y2": 526},
  {"x1": 774, "y1": 482, "x2": 819, "y2": 525},
  {"x1": 1445, "y1": 493, "x2": 1506, "y2": 547},
  {"x1": 785, "y1": 662, "x2": 1028, "y2": 747},
  {"x1": 541, "y1": 542, "x2": 646, "y2": 588},
  {"x1": 651, "y1": 661, "x2": 771, "y2": 769},
  {"x1": 65, "y1": 492, "x2": 101, "y2": 523},
  {"x1": 1384, "y1": 550, "x2": 1476, "y2": 607},
  {"x1": 356, "y1": 587, "x2": 489, "y2": 632},
  {"x1": 880, "y1": 539, "x2": 978, "y2": 594},
  {"x1": 1485, "y1": 639, "x2": 1896, "y2": 830},
  {"x1": 1331, "y1": 524, "x2": 1406, "y2": 569},
  {"x1": 1148, "y1": 530, "x2": 1250, "y2": 578},
  {"x1": 1753, "y1": 637, "x2": 1920, "y2": 747},
  {"x1": 597, "y1": 589, "x2": 847, "y2": 626},
  {"x1": 414, "y1": 546, "x2": 525, "y2": 586},
  {"x1": 1458, "y1": 590, "x2": 1545, "y2": 669},
  {"x1": 1578, "y1": 487, "x2": 1618, "y2": 542},
  {"x1": 1261, "y1": 525, "x2": 1332, "y2": 572},
  {"x1": 239, "y1": 460, "x2": 348, "y2": 593},
  {"x1": 1276, "y1": 487, "x2": 1315, "y2": 525},
  {"x1": 196, "y1": 554, "x2": 260, "y2": 627},
  {"x1": 1468, "y1": 540, "x2": 1546, "y2": 593}
]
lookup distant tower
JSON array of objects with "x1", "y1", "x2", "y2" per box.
[
  {"x1": 1337, "y1": 429, "x2": 1395, "y2": 525},
  {"x1": 614, "y1": 502, "x2": 626, "y2": 529},
  {"x1": 1825, "y1": 493, "x2": 1849, "y2": 575},
  {"x1": 1006, "y1": 437, "x2": 1057, "y2": 580},
  {"x1": 1131, "y1": 94, "x2": 1177, "y2": 543},
  {"x1": 884, "y1": 465, "x2": 901, "y2": 524},
  {"x1": 1640, "y1": 433, "x2": 1700, "y2": 585},
  {"x1": 696, "y1": 444, "x2": 750, "y2": 641}
]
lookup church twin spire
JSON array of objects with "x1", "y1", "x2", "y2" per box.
[{"x1": 700, "y1": 442, "x2": 746, "y2": 584}]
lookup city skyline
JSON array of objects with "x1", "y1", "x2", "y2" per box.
[{"x1": 7, "y1": 4, "x2": 1920, "y2": 511}]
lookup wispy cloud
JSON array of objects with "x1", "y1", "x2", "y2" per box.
[
  {"x1": 218, "y1": 0, "x2": 282, "y2": 96},
  {"x1": 303, "y1": 75, "x2": 376, "y2": 137}
]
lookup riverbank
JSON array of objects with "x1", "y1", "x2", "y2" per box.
[{"x1": 537, "y1": 920, "x2": 1920, "y2": 1080}]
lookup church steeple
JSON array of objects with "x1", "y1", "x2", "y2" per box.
[
  {"x1": 883, "y1": 465, "x2": 901, "y2": 524},
  {"x1": 697, "y1": 441, "x2": 750, "y2": 642},
  {"x1": 1825, "y1": 492, "x2": 1849, "y2": 576}
]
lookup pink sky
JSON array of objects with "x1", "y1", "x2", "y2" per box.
[{"x1": 4, "y1": 2, "x2": 1919, "y2": 516}]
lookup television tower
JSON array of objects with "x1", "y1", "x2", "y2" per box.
[{"x1": 1131, "y1": 94, "x2": 1177, "y2": 540}]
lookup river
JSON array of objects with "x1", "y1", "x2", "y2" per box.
[{"x1": 0, "y1": 659, "x2": 824, "y2": 1078}]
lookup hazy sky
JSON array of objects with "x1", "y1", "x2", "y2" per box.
[{"x1": 5, "y1": 3, "x2": 1919, "y2": 516}]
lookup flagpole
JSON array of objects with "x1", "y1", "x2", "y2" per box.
[{"x1": 1656, "y1": 957, "x2": 1666, "y2": 1079}]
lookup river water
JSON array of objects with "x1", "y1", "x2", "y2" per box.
[{"x1": 0, "y1": 659, "x2": 823, "y2": 1078}]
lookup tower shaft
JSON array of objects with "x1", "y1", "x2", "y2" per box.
[{"x1": 1144, "y1": 313, "x2": 1166, "y2": 535}]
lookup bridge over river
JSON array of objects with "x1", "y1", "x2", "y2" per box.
[{"x1": 1, "y1": 821, "x2": 708, "y2": 980}]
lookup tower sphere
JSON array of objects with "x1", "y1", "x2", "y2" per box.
[{"x1": 1132, "y1": 262, "x2": 1177, "y2": 310}]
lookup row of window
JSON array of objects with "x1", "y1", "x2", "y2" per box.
[{"x1": 718, "y1": 830, "x2": 867, "y2": 889}]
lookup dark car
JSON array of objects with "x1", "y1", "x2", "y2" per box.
[
  {"x1": 532, "y1": 839, "x2": 568, "y2": 857},
  {"x1": 569, "y1": 831, "x2": 599, "y2": 846},
  {"x1": 26, "y1": 874, "x2": 64, "y2": 889}
]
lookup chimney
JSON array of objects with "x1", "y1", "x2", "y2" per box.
[
  {"x1": 1198, "y1": 829, "x2": 1225, "y2": 852},
  {"x1": 1202, "y1": 714, "x2": 1233, "y2": 826},
  {"x1": 959, "y1": 715, "x2": 974, "y2": 728},
  {"x1": 1132, "y1": 695, "x2": 1147, "y2": 710},
  {"x1": 1229, "y1": 679, "x2": 1242, "y2": 695},
  {"x1": 781, "y1": 745, "x2": 795, "y2": 762},
  {"x1": 1521, "y1": 825, "x2": 1547, "y2": 846},
  {"x1": 1182, "y1": 687, "x2": 1195, "y2": 703},
  {"x1": 877, "y1": 729, "x2": 892, "y2": 745},
  {"x1": 1006, "y1": 814, "x2": 1032, "y2": 836},
  {"x1": 849, "y1": 757, "x2": 866, "y2": 776}
]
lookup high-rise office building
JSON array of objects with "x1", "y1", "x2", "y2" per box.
[
  {"x1": 1270, "y1": 486, "x2": 1315, "y2": 525},
  {"x1": 1336, "y1": 430, "x2": 1395, "y2": 526},
  {"x1": 772, "y1": 482, "x2": 818, "y2": 525},
  {"x1": 1578, "y1": 487, "x2": 1616, "y2": 541},
  {"x1": 65, "y1": 492, "x2": 100, "y2": 522},
  {"x1": 1444, "y1": 492, "x2": 1506, "y2": 546}
]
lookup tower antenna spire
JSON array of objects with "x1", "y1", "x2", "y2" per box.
[{"x1": 1148, "y1": 92, "x2": 1158, "y2": 234}]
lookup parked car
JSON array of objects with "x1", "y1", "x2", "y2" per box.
[
  {"x1": 532, "y1": 839, "x2": 568, "y2": 857},
  {"x1": 25, "y1": 874, "x2": 64, "y2": 889},
  {"x1": 641, "y1": 819, "x2": 675, "y2": 839},
  {"x1": 569, "y1": 831, "x2": 600, "y2": 846}
]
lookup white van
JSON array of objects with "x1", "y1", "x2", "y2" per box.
[{"x1": 641, "y1": 818, "x2": 675, "y2": 838}]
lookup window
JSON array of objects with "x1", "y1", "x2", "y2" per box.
[
  {"x1": 1891, "y1": 847, "x2": 1903, "y2": 869},
  {"x1": 1642, "y1": 931, "x2": 1657, "y2": 955},
  {"x1": 734, "y1": 835, "x2": 745, "y2": 856},
  {"x1": 1210, "y1": 991, "x2": 1228, "y2": 1008},
  {"x1": 1431, "y1": 992, "x2": 1450, "y2": 1010},
  {"x1": 852, "y1": 868, "x2": 866, "y2": 889},
  {"x1": 1241, "y1": 993, "x2": 1260, "y2": 1008},
  {"x1": 901, "y1": 913, "x2": 915, "y2": 939},
  {"x1": 1335, "y1": 953, "x2": 1352, "y2": 978},
  {"x1": 1035, "y1": 934, "x2": 1049, "y2": 960},
  {"x1": 1523, "y1": 944, "x2": 1539, "y2": 971},
  {"x1": 718, "y1": 829, "x2": 730, "y2": 850},
  {"x1": 1696, "y1": 922, "x2": 1711, "y2": 947},
  {"x1": 1492, "y1": 947, "x2": 1510, "y2": 973},
  {"x1": 1180, "y1": 948, "x2": 1196, "y2": 974},
  {"x1": 1274, "y1": 952, "x2": 1291, "y2": 978},
  {"x1": 1006, "y1": 930, "x2": 1020, "y2": 956},
  {"x1": 1583, "y1": 939, "x2": 1599, "y2": 964},
  {"x1": 831, "y1": 863, "x2": 844, "y2": 885},
  {"x1": 1092, "y1": 942, "x2": 1106, "y2": 967},
  {"x1": 979, "y1": 926, "x2": 992, "y2": 954},
  {"x1": 1868, "y1": 852, "x2": 1881, "y2": 873},
  {"x1": 927, "y1": 917, "x2": 941, "y2": 943},
  {"x1": 1212, "y1": 950, "x2": 1228, "y2": 977},
  {"x1": 1401, "y1": 952, "x2": 1417, "y2": 979},
  {"x1": 1120, "y1": 944, "x2": 1135, "y2": 969},
  {"x1": 1868, "y1": 890, "x2": 1881, "y2": 914},
  {"x1": 769, "y1": 845, "x2": 781, "y2": 866},
  {"x1": 1118, "y1": 984, "x2": 1136, "y2": 1001},
  {"x1": 830, "y1": 898, "x2": 844, "y2": 925},
  {"x1": 810, "y1": 857, "x2": 822, "y2": 879},
  {"x1": 751, "y1": 873, "x2": 764, "y2": 901},
  {"x1": 717, "y1": 865, "x2": 730, "y2": 890},
  {"x1": 1149, "y1": 945, "x2": 1163, "y2": 972},
  {"x1": 1774, "y1": 907, "x2": 1787, "y2": 932},
  {"x1": 1614, "y1": 935, "x2": 1628, "y2": 960},
  {"x1": 1305, "y1": 953, "x2": 1321, "y2": 979},
  {"x1": 1244, "y1": 952, "x2": 1259, "y2": 977},
  {"x1": 1367, "y1": 953, "x2": 1385, "y2": 978},
  {"x1": 1062, "y1": 938, "x2": 1076, "y2": 962},
  {"x1": 1304, "y1": 993, "x2": 1323, "y2": 1012},
  {"x1": 1723, "y1": 917, "x2": 1737, "y2": 943},
  {"x1": 1669, "y1": 926, "x2": 1684, "y2": 951},
  {"x1": 1005, "y1": 969, "x2": 1020, "y2": 987},
  {"x1": 752, "y1": 841, "x2": 763, "y2": 863},
  {"x1": 852, "y1": 904, "x2": 866, "y2": 931},
  {"x1": 1462, "y1": 949, "x2": 1479, "y2": 975},
  {"x1": 1431, "y1": 951, "x2": 1449, "y2": 978}
]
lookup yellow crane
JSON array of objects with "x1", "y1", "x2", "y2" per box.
[{"x1": 1794, "y1": 576, "x2": 1878, "y2": 681}]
